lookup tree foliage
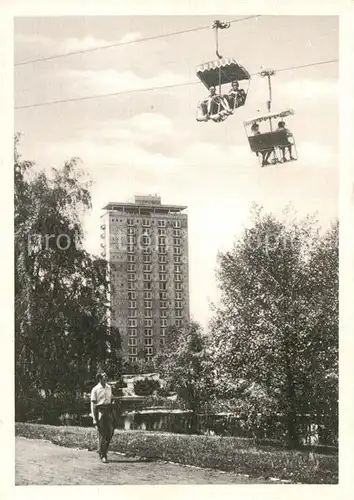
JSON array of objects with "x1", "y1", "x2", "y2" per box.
[
  {"x1": 210, "y1": 205, "x2": 338, "y2": 445},
  {"x1": 156, "y1": 322, "x2": 215, "y2": 431},
  {"x1": 15, "y1": 136, "x2": 122, "y2": 419}
]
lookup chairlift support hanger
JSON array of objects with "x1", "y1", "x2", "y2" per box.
[
  {"x1": 212, "y1": 20, "x2": 231, "y2": 95},
  {"x1": 259, "y1": 68, "x2": 276, "y2": 131}
]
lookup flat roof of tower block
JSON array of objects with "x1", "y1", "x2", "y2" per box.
[{"x1": 102, "y1": 201, "x2": 187, "y2": 213}]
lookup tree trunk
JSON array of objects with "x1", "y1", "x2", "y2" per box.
[{"x1": 285, "y1": 357, "x2": 299, "y2": 447}]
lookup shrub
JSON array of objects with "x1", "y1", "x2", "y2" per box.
[{"x1": 134, "y1": 378, "x2": 160, "y2": 396}]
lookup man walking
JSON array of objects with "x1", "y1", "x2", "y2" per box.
[{"x1": 91, "y1": 371, "x2": 114, "y2": 463}]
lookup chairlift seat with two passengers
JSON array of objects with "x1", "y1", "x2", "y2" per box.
[
  {"x1": 196, "y1": 58, "x2": 251, "y2": 122},
  {"x1": 244, "y1": 109, "x2": 298, "y2": 166},
  {"x1": 196, "y1": 21, "x2": 251, "y2": 123}
]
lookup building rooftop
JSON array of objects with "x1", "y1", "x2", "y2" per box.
[{"x1": 103, "y1": 195, "x2": 187, "y2": 213}]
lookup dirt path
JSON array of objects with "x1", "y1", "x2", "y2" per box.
[{"x1": 16, "y1": 437, "x2": 270, "y2": 485}]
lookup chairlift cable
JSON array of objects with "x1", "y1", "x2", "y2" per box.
[
  {"x1": 14, "y1": 16, "x2": 260, "y2": 67},
  {"x1": 15, "y1": 58, "x2": 338, "y2": 110}
]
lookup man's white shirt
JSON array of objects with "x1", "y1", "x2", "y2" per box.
[{"x1": 91, "y1": 382, "x2": 112, "y2": 405}]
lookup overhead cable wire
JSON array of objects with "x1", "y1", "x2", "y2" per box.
[
  {"x1": 15, "y1": 58, "x2": 339, "y2": 110},
  {"x1": 15, "y1": 15, "x2": 260, "y2": 67}
]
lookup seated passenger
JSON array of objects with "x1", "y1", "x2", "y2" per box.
[
  {"x1": 277, "y1": 120, "x2": 295, "y2": 161},
  {"x1": 226, "y1": 80, "x2": 247, "y2": 111},
  {"x1": 196, "y1": 86, "x2": 231, "y2": 122},
  {"x1": 251, "y1": 123, "x2": 272, "y2": 167}
]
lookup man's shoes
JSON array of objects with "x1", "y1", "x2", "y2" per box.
[{"x1": 101, "y1": 456, "x2": 107, "y2": 463}]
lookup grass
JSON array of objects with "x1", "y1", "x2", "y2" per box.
[{"x1": 15, "y1": 423, "x2": 338, "y2": 484}]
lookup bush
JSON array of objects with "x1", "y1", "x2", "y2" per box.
[
  {"x1": 15, "y1": 423, "x2": 337, "y2": 484},
  {"x1": 134, "y1": 378, "x2": 160, "y2": 396}
]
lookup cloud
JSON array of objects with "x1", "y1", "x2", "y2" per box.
[
  {"x1": 43, "y1": 137, "x2": 179, "y2": 174},
  {"x1": 119, "y1": 32, "x2": 142, "y2": 44},
  {"x1": 63, "y1": 68, "x2": 188, "y2": 95},
  {"x1": 15, "y1": 32, "x2": 143, "y2": 52},
  {"x1": 62, "y1": 36, "x2": 114, "y2": 52},
  {"x1": 79, "y1": 112, "x2": 175, "y2": 146},
  {"x1": 278, "y1": 78, "x2": 338, "y2": 103},
  {"x1": 181, "y1": 141, "x2": 252, "y2": 168},
  {"x1": 297, "y1": 141, "x2": 337, "y2": 167}
]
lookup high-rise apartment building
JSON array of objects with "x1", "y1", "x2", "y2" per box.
[{"x1": 100, "y1": 195, "x2": 189, "y2": 363}]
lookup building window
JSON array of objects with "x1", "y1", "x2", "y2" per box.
[
  {"x1": 128, "y1": 282, "x2": 136, "y2": 291},
  {"x1": 143, "y1": 219, "x2": 151, "y2": 227},
  {"x1": 144, "y1": 291, "x2": 152, "y2": 300},
  {"x1": 159, "y1": 282, "x2": 167, "y2": 291},
  {"x1": 145, "y1": 338, "x2": 153, "y2": 346},
  {"x1": 159, "y1": 255, "x2": 167, "y2": 263},
  {"x1": 145, "y1": 356, "x2": 152, "y2": 362},
  {"x1": 159, "y1": 236, "x2": 166, "y2": 245},
  {"x1": 175, "y1": 319, "x2": 182, "y2": 326},
  {"x1": 174, "y1": 247, "x2": 182, "y2": 255},
  {"x1": 128, "y1": 255, "x2": 136, "y2": 262},
  {"x1": 158, "y1": 228, "x2": 166, "y2": 236},
  {"x1": 159, "y1": 274, "x2": 167, "y2": 282},
  {"x1": 128, "y1": 292, "x2": 136, "y2": 300},
  {"x1": 144, "y1": 282, "x2": 152, "y2": 290},
  {"x1": 127, "y1": 219, "x2": 134, "y2": 226},
  {"x1": 143, "y1": 254, "x2": 152, "y2": 263},
  {"x1": 128, "y1": 227, "x2": 135, "y2": 235},
  {"x1": 127, "y1": 245, "x2": 135, "y2": 253},
  {"x1": 161, "y1": 319, "x2": 167, "y2": 327},
  {"x1": 128, "y1": 310, "x2": 137, "y2": 318},
  {"x1": 174, "y1": 255, "x2": 181, "y2": 264},
  {"x1": 128, "y1": 273, "x2": 136, "y2": 281},
  {"x1": 159, "y1": 264, "x2": 166, "y2": 273},
  {"x1": 174, "y1": 265, "x2": 181, "y2": 273},
  {"x1": 145, "y1": 346, "x2": 153, "y2": 355},
  {"x1": 175, "y1": 274, "x2": 182, "y2": 281},
  {"x1": 159, "y1": 291, "x2": 167, "y2": 300},
  {"x1": 143, "y1": 247, "x2": 152, "y2": 255},
  {"x1": 175, "y1": 292, "x2": 182, "y2": 300},
  {"x1": 145, "y1": 319, "x2": 153, "y2": 327},
  {"x1": 141, "y1": 236, "x2": 150, "y2": 246},
  {"x1": 173, "y1": 229, "x2": 181, "y2": 237},
  {"x1": 174, "y1": 238, "x2": 181, "y2": 246},
  {"x1": 173, "y1": 220, "x2": 181, "y2": 228},
  {"x1": 160, "y1": 328, "x2": 166, "y2": 336},
  {"x1": 176, "y1": 311, "x2": 182, "y2": 318},
  {"x1": 158, "y1": 220, "x2": 166, "y2": 228},
  {"x1": 160, "y1": 301, "x2": 167, "y2": 309},
  {"x1": 144, "y1": 273, "x2": 151, "y2": 281},
  {"x1": 142, "y1": 228, "x2": 151, "y2": 236},
  {"x1": 176, "y1": 301, "x2": 183, "y2": 309},
  {"x1": 144, "y1": 264, "x2": 152, "y2": 272},
  {"x1": 129, "y1": 347, "x2": 137, "y2": 355},
  {"x1": 128, "y1": 338, "x2": 137, "y2": 346},
  {"x1": 129, "y1": 300, "x2": 137, "y2": 309},
  {"x1": 145, "y1": 328, "x2": 153, "y2": 337},
  {"x1": 128, "y1": 264, "x2": 136, "y2": 272},
  {"x1": 129, "y1": 328, "x2": 137, "y2": 336},
  {"x1": 160, "y1": 338, "x2": 166, "y2": 346},
  {"x1": 144, "y1": 300, "x2": 152, "y2": 309},
  {"x1": 129, "y1": 356, "x2": 137, "y2": 363},
  {"x1": 127, "y1": 236, "x2": 136, "y2": 245},
  {"x1": 128, "y1": 319, "x2": 137, "y2": 327},
  {"x1": 160, "y1": 310, "x2": 167, "y2": 318},
  {"x1": 158, "y1": 246, "x2": 167, "y2": 255},
  {"x1": 145, "y1": 310, "x2": 152, "y2": 318}
]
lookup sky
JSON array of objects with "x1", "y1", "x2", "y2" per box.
[{"x1": 14, "y1": 15, "x2": 339, "y2": 329}]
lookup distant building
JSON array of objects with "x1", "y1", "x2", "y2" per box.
[{"x1": 100, "y1": 195, "x2": 190, "y2": 363}]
